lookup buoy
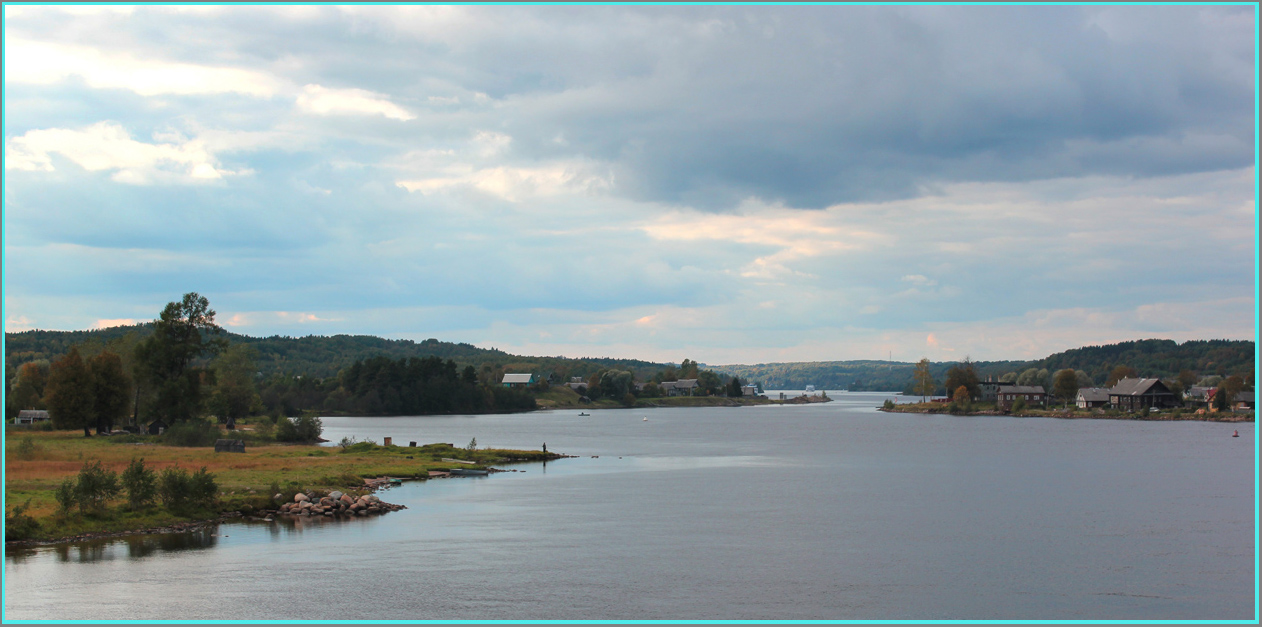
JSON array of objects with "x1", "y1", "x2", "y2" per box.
[
  {"x1": 643, "y1": 416, "x2": 648, "y2": 421},
  {"x1": 1232, "y1": 430, "x2": 1239, "y2": 437}
]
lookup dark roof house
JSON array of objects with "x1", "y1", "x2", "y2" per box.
[
  {"x1": 1076, "y1": 387, "x2": 1110, "y2": 408},
  {"x1": 1108, "y1": 378, "x2": 1179, "y2": 411}
]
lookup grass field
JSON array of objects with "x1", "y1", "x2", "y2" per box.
[{"x1": 3, "y1": 426, "x2": 558, "y2": 542}]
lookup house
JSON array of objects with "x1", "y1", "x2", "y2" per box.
[
  {"x1": 997, "y1": 386, "x2": 1047, "y2": 410},
  {"x1": 147, "y1": 420, "x2": 168, "y2": 435},
  {"x1": 662, "y1": 379, "x2": 699, "y2": 397},
  {"x1": 1184, "y1": 386, "x2": 1214, "y2": 408},
  {"x1": 1108, "y1": 378, "x2": 1179, "y2": 411},
  {"x1": 740, "y1": 384, "x2": 760, "y2": 397},
  {"x1": 1232, "y1": 390, "x2": 1255, "y2": 411},
  {"x1": 1207, "y1": 388, "x2": 1256, "y2": 412},
  {"x1": 501, "y1": 373, "x2": 536, "y2": 388},
  {"x1": 979, "y1": 379, "x2": 1015, "y2": 402},
  {"x1": 1076, "y1": 388, "x2": 1110, "y2": 409},
  {"x1": 14, "y1": 409, "x2": 49, "y2": 426},
  {"x1": 214, "y1": 439, "x2": 246, "y2": 453}
]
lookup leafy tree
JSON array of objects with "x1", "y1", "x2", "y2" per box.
[
  {"x1": 45, "y1": 347, "x2": 95, "y2": 436},
  {"x1": 122, "y1": 458, "x2": 157, "y2": 510},
  {"x1": 944, "y1": 358, "x2": 980, "y2": 401},
  {"x1": 88, "y1": 351, "x2": 131, "y2": 434},
  {"x1": 999, "y1": 372, "x2": 1018, "y2": 383},
  {"x1": 697, "y1": 370, "x2": 722, "y2": 396},
  {"x1": 159, "y1": 466, "x2": 218, "y2": 511},
  {"x1": 73, "y1": 459, "x2": 121, "y2": 515},
  {"x1": 952, "y1": 385, "x2": 971, "y2": 407},
  {"x1": 134, "y1": 293, "x2": 226, "y2": 424},
  {"x1": 1074, "y1": 370, "x2": 1093, "y2": 389},
  {"x1": 1213, "y1": 375, "x2": 1244, "y2": 412},
  {"x1": 1177, "y1": 369, "x2": 1198, "y2": 391},
  {"x1": 1053, "y1": 369, "x2": 1079, "y2": 407},
  {"x1": 912, "y1": 358, "x2": 936, "y2": 402},
  {"x1": 6, "y1": 361, "x2": 49, "y2": 419},
  {"x1": 1106, "y1": 365, "x2": 1138, "y2": 387},
  {"x1": 1016, "y1": 368, "x2": 1042, "y2": 387},
  {"x1": 207, "y1": 344, "x2": 261, "y2": 427},
  {"x1": 1011, "y1": 396, "x2": 1026, "y2": 413},
  {"x1": 679, "y1": 359, "x2": 699, "y2": 379},
  {"x1": 727, "y1": 376, "x2": 744, "y2": 397}
]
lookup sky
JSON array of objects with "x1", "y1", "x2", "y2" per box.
[{"x1": 2, "y1": 4, "x2": 1257, "y2": 365}]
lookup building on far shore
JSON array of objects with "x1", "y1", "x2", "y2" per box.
[
  {"x1": 14, "y1": 409, "x2": 49, "y2": 426},
  {"x1": 1108, "y1": 378, "x2": 1179, "y2": 411},
  {"x1": 979, "y1": 379, "x2": 1015, "y2": 402},
  {"x1": 501, "y1": 373, "x2": 536, "y2": 388},
  {"x1": 1076, "y1": 388, "x2": 1110, "y2": 409},
  {"x1": 997, "y1": 386, "x2": 1047, "y2": 410}
]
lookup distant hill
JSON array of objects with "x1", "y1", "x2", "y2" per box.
[
  {"x1": 4, "y1": 325, "x2": 666, "y2": 381},
  {"x1": 708, "y1": 339, "x2": 1255, "y2": 392}
]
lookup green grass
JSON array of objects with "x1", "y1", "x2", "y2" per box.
[{"x1": 4, "y1": 428, "x2": 562, "y2": 542}]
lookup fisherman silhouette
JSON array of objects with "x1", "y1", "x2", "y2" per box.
[{"x1": 543, "y1": 442, "x2": 547, "y2": 452}]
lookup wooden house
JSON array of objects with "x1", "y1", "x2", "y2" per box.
[
  {"x1": 1076, "y1": 388, "x2": 1110, "y2": 409},
  {"x1": 14, "y1": 409, "x2": 49, "y2": 426},
  {"x1": 501, "y1": 373, "x2": 536, "y2": 388},
  {"x1": 1108, "y1": 378, "x2": 1179, "y2": 411},
  {"x1": 997, "y1": 386, "x2": 1046, "y2": 410}
]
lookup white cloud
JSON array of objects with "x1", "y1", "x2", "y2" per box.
[
  {"x1": 3, "y1": 38, "x2": 281, "y2": 97},
  {"x1": 94, "y1": 318, "x2": 138, "y2": 329},
  {"x1": 5, "y1": 316, "x2": 35, "y2": 333},
  {"x1": 5, "y1": 122, "x2": 241, "y2": 184},
  {"x1": 398, "y1": 162, "x2": 613, "y2": 202},
  {"x1": 296, "y1": 84, "x2": 415, "y2": 121}
]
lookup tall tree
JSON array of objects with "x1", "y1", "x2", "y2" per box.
[
  {"x1": 6, "y1": 361, "x2": 49, "y2": 419},
  {"x1": 134, "y1": 293, "x2": 226, "y2": 423},
  {"x1": 679, "y1": 359, "x2": 699, "y2": 379},
  {"x1": 912, "y1": 358, "x2": 935, "y2": 402},
  {"x1": 45, "y1": 347, "x2": 95, "y2": 436},
  {"x1": 207, "y1": 344, "x2": 261, "y2": 428},
  {"x1": 944, "y1": 357, "x2": 980, "y2": 401},
  {"x1": 88, "y1": 351, "x2": 132, "y2": 434},
  {"x1": 1053, "y1": 369, "x2": 1079, "y2": 407}
]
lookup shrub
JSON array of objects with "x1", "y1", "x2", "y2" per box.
[
  {"x1": 5, "y1": 500, "x2": 40, "y2": 541},
  {"x1": 122, "y1": 458, "x2": 157, "y2": 510},
  {"x1": 15, "y1": 436, "x2": 42, "y2": 460},
  {"x1": 466, "y1": 437, "x2": 478, "y2": 451},
  {"x1": 159, "y1": 466, "x2": 217, "y2": 510},
  {"x1": 54, "y1": 479, "x2": 77, "y2": 515},
  {"x1": 74, "y1": 459, "x2": 120, "y2": 514},
  {"x1": 274, "y1": 416, "x2": 299, "y2": 441},
  {"x1": 882, "y1": 399, "x2": 895, "y2": 410},
  {"x1": 294, "y1": 415, "x2": 323, "y2": 441},
  {"x1": 163, "y1": 419, "x2": 220, "y2": 447},
  {"x1": 1011, "y1": 397, "x2": 1027, "y2": 413}
]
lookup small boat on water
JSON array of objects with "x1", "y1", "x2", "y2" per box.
[
  {"x1": 447, "y1": 468, "x2": 489, "y2": 476},
  {"x1": 579, "y1": 412, "x2": 589, "y2": 416}
]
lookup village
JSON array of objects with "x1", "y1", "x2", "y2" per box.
[{"x1": 906, "y1": 376, "x2": 1256, "y2": 416}]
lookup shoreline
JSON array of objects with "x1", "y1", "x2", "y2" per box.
[{"x1": 879, "y1": 405, "x2": 1254, "y2": 422}]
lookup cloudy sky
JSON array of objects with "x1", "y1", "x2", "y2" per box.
[{"x1": 3, "y1": 5, "x2": 1256, "y2": 365}]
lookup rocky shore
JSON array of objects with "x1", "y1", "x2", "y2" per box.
[{"x1": 275, "y1": 490, "x2": 406, "y2": 517}]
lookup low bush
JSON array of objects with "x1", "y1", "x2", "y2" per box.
[
  {"x1": 163, "y1": 419, "x2": 221, "y2": 447},
  {"x1": 4, "y1": 500, "x2": 40, "y2": 541},
  {"x1": 159, "y1": 466, "x2": 219, "y2": 511},
  {"x1": 276, "y1": 415, "x2": 323, "y2": 442}
]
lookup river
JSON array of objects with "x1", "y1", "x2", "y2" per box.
[{"x1": 3, "y1": 392, "x2": 1256, "y2": 620}]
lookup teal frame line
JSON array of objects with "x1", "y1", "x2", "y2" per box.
[{"x1": 1, "y1": 1, "x2": 1259, "y2": 625}]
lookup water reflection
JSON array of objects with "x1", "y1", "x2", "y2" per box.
[{"x1": 8, "y1": 528, "x2": 224, "y2": 565}]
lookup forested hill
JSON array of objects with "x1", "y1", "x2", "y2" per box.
[
  {"x1": 4, "y1": 325, "x2": 666, "y2": 381},
  {"x1": 708, "y1": 339, "x2": 1255, "y2": 392}
]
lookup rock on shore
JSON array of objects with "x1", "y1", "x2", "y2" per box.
[{"x1": 275, "y1": 491, "x2": 406, "y2": 517}]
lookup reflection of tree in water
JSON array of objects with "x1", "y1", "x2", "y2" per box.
[{"x1": 43, "y1": 528, "x2": 220, "y2": 564}]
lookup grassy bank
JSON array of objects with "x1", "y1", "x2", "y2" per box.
[
  {"x1": 880, "y1": 401, "x2": 1254, "y2": 422},
  {"x1": 4, "y1": 427, "x2": 560, "y2": 543}
]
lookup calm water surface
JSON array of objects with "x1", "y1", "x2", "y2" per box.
[{"x1": 4, "y1": 393, "x2": 1256, "y2": 620}]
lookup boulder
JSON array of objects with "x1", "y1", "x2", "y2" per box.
[
  {"x1": 329, "y1": 490, "x2": 343, "y2": 500},
  {"x1": 340, "y1": 494, "x2": 354, "y2": 506},
  {"x1": 294, "y1": 493, "x2": 309, "y2": 503}
]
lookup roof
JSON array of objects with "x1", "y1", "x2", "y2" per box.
[
  {"x1": 1006, "y1": 386, "x2": 1046, "y2": 394},
  {"x1": 17, "y1": 409, "x2": 49, "y2": 419},
  {"x1": 1186, "y1": 386, "x2": 1214, "y2": 399},
  {"x1": 1077, "y1": 388, "x2": 1110, "y2": 402},
  {"x1": 674, "y1": 379, "x2": 699, "y2": 388},
  {"x1": 501, "y1": 373, "x2": 534, "y2": 384},
  {"x1": 1109, "y1": 378, "x2": 1172, "y2": 397}
]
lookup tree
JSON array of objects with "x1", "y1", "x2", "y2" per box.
[
  {"x1": 1214, "y1": 375, "x2": 1244, "y2": 412},
  {"x1": 1053, "y1": 369, "x2": 1079, "y2": 407},
  {"x1": 134, "y1": 293, "x2": 226, "y2": 423},
  {"x1": 207, "y1": 344, "x2": 261, "y2": 428},
  {"x1": 1074, "y1": 370, "x2": 1093, "y2": 389},
  {"x1": 999, "y1": 372, "x2": 1018, "y2": 383},
  {"x1": 6, "y1": 361, "x2": 49, "y2": 420},
  {"x1": 912, "y1": 358, "x2": 936, "y2": 402},
  {"x1": 1106, "y1": 365, "x2": 1138, "y2": 387},
  {"x1": 1177, "y1": 369, "x2": 1198, "y2": 391},
  {"x1": 952, "y1": 385, "x2": 971, "y2": 408},
  {"x1": 697, "y1": 370, "x2": 721, "y2": 396},
  {"x1": 727, "y1": 376, "x2": 744, "y2": 397},
  {"x1": 45, "y1": 347, "x2": 95, "y2": 436},
  {"x1": 944, "y1": 357, "x2": 980, "y2": 401},
  {"x1": 88, "y1": 351, "x2": 132, "y2": 434},
  {"x1": 679, "y1": 359, "x2": 699, "y2": 379},
  {"x1": 122, "y1": 458, "x2": 157, "y2": 510}
]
